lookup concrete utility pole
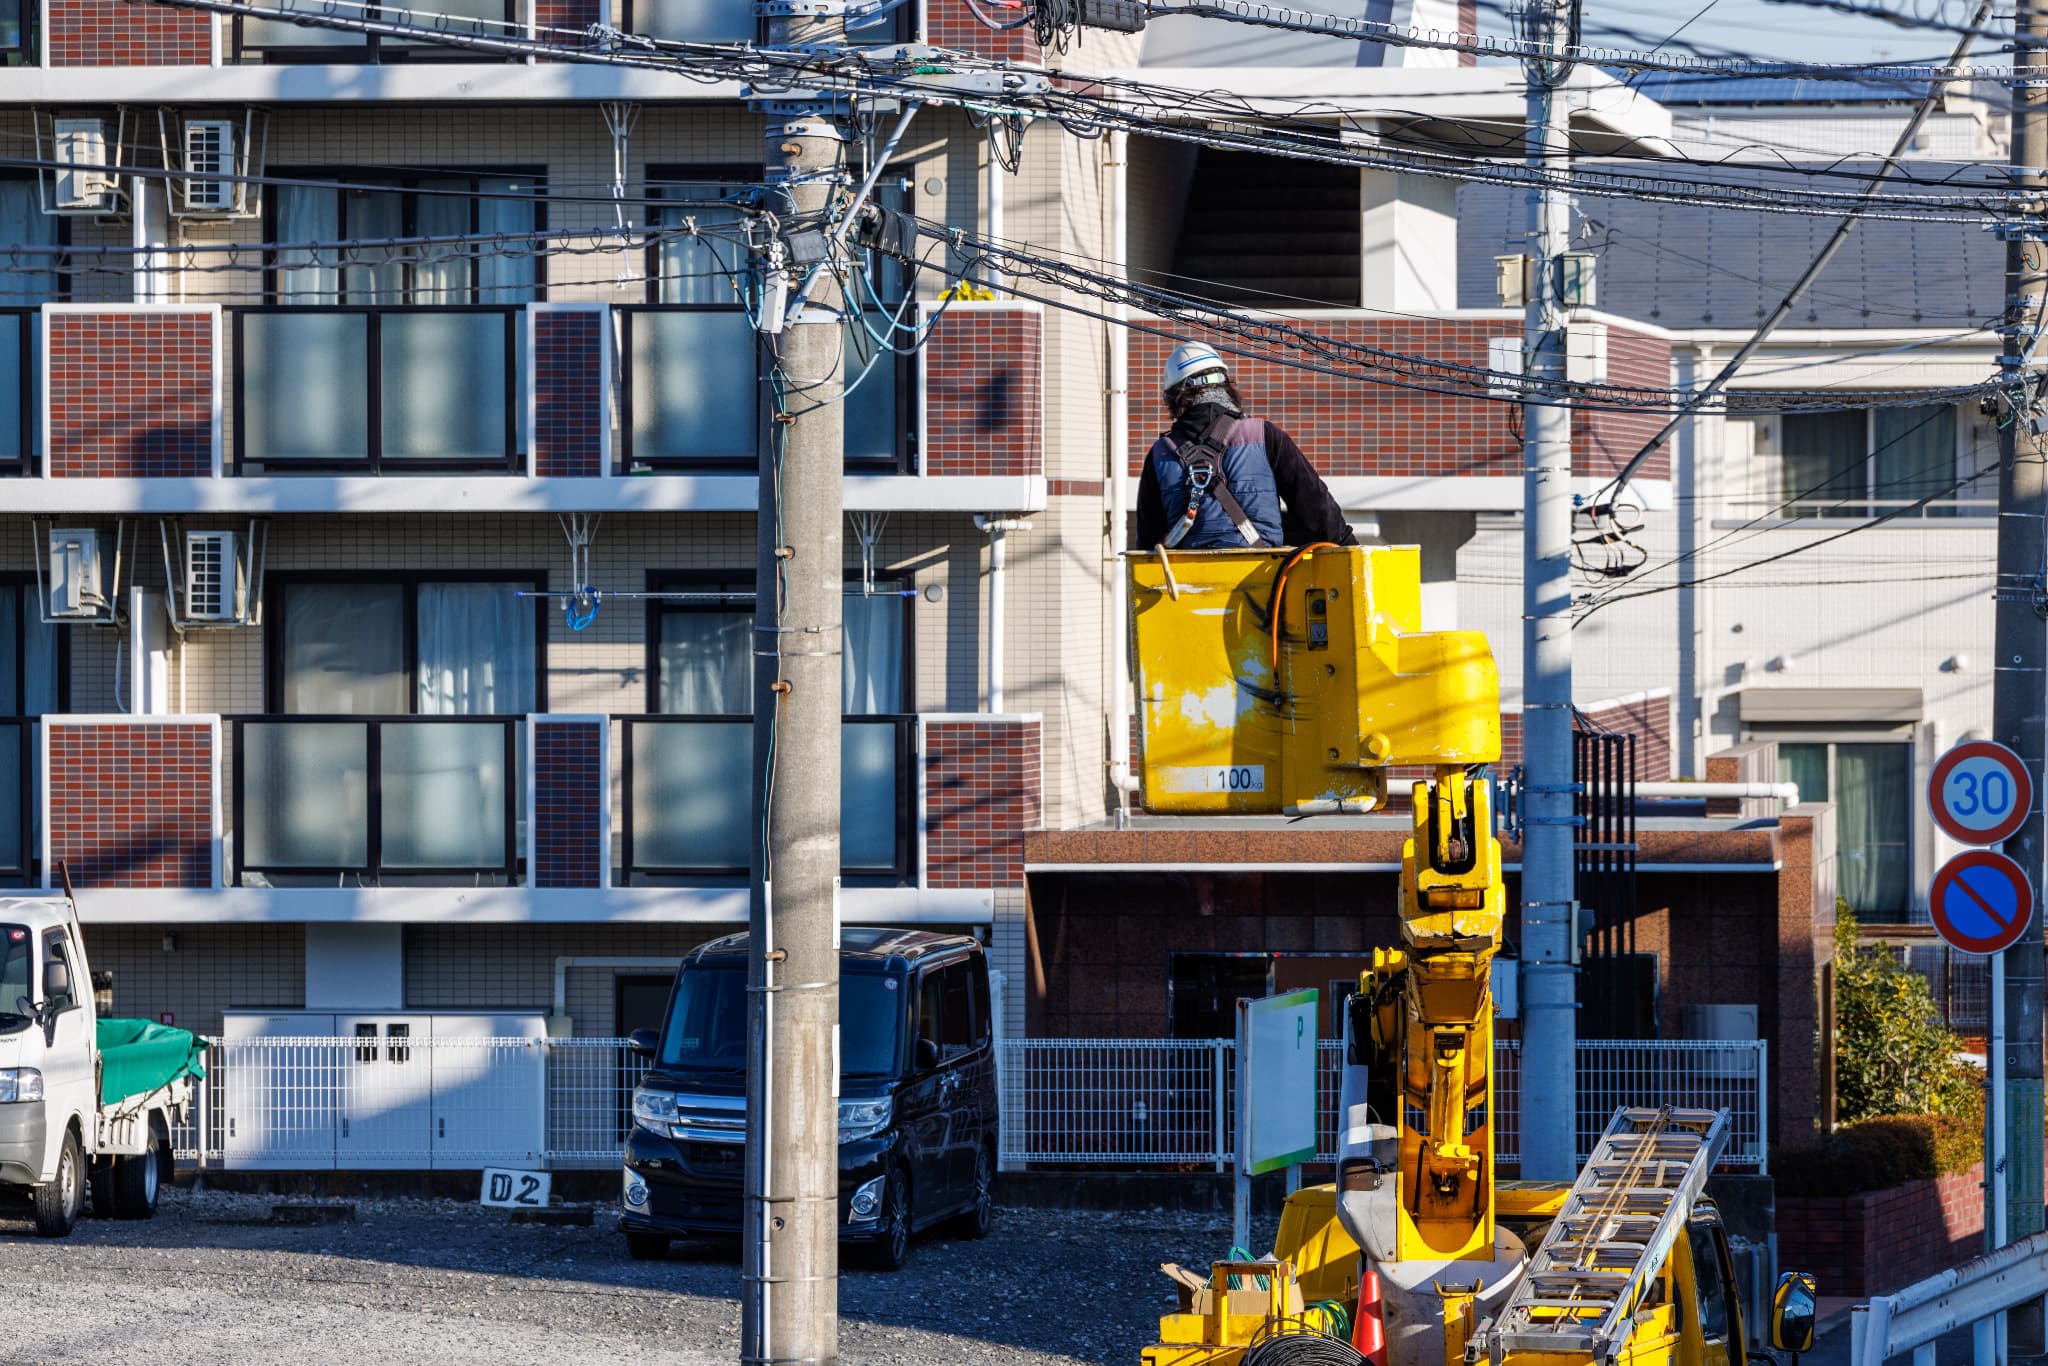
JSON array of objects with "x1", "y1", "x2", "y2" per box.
[
  {"x1": 1995, "y1": 0, "x2": 2048, "y2": 1336},
  {"x1": 1516, "y1": 0, "x2": 1579, "y2": 1182},
  {"x1": 745, "y1": 19, "x2": 849, "y2": 1364}
]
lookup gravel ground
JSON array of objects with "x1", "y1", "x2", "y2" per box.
[{"x1": 0, "y1": 1187, "x2": 1231, "y2": 1366}]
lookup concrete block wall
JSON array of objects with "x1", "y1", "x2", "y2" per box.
[{"x1": 89, "y1": 923, "x2": 306, "y2": 1037}]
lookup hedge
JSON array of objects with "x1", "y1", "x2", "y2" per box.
[{"x1": 1774, "y1": 1113, "x2": 1983, "y2": 1198}]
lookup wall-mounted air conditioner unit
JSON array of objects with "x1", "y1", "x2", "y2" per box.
[
  {"x1": 52, "y1": 119, "x2": 113, "y2": 212},
  {"x1": 184, "y1": 530, "x2": 242, "y2": 621},
  {"x1": 182, "y1": 120, "x2": 239, "y2": 215},
  {"x1": 47, "y1": 527, "x2": 105, "y2": 617},
  {"x1": 158, "y1": 108, "x2": 268, "y2": 221}
]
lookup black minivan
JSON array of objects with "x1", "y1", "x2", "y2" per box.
[{"x1": 619, "y1": 928, "x2": 998, "y2": 1269}]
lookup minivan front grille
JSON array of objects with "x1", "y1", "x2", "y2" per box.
[{"x1": 671, "y1": 1094, "x2": 746, "y2": 1144}]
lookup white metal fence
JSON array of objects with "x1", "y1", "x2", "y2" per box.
[{"x1": 168, "y1": 1035, "x2": 1766, "y2": 1173}]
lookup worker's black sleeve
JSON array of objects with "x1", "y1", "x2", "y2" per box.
[
  {"x1": 1266, "y1": 422, "x2": 1357, "y2": 547},
  {"x1": 1135, "y1": 450, "x2": 1170, "y2": 550}
]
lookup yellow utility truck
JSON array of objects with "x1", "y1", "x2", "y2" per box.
[{"x1": 1125, "y1": 545, "x2": 1817, "y2": 1366}]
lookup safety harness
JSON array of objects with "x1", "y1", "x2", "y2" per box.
[{"x1": 1160, "y1": 406, "x2": 1268, "y2": 550}]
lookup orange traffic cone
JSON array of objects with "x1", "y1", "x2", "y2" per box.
[{"x1": 1352, "y1": 1266, "x2": 1389, "y2": 1366}]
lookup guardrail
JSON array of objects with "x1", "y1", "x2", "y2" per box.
[
  {"x1": 1851, "y1": 1231, "x2": 2048, "y2": 1365},
  {"x1": 168, "y1": 1034, "x2": 1767, "y2": 1173}
]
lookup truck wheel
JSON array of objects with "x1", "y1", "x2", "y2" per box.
[
  {"x1": 114, "y1": 1120, "x2": 164, "y2": 1220},
  {"x1": 89, "y1": 1155, "x2": 118, "y2": 1219},
  {"x1": 31, "y1": 1128, "x2": 84, "y2": 1238},
  {"x1": 624, "y1": 1232, "x2": 670, "y2": 1261}
]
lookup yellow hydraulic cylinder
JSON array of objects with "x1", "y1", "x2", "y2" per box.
[{"x1": 1126, "y1": 546, "x2": 1499, "y2": 814}]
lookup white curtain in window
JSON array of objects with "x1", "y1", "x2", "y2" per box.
[
  {"x1": 656, "y1": 182, "x2": 748, "y2": 306},
  {"x1": 842, "y1": 590, "x2": 903, "y2": 715},
  {"x1": 345, "y1": 190, "x2": 405, "y2": 305},
  {"x1": 276, "y1": 186, "x2": 340, "y2": 303},
  {"x1": 477, "y1": 176, "x2": 539, "y2": 304},
  {"x1": 416, "y1": 582, "x2": 535, "y2": 716},
  {"x1": 657, "y1": 611, "x2": 752, "y2": 714},
  {"x1": 413, "y1": 179, "x2": 471, "y2": 304}
]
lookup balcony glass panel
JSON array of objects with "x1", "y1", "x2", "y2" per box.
[
  {"x1": 0, "y1": 316, "x2": 23, "y2": 465},
  {"x1": 380, "y1": 312, "x2": 509, "y2": 461},
  {"x1": 631, "y1": 0, "x2": 754, "y2": 43},
  {"x1": 243, "y1": 312, "x2": 371, "y2": 463},
  {"x1": 385, "y1": 0, "x2": 513, "y2": 43},
  {"x1": 0, "y1": 722, "x2": 22, "y2": 876},
  {"x1": 242, "y1": 722, "x2": 370, "y2": 869},
  {"x1": 841, "y1": 720, "x2": 898, "y2": 870},
  {"x1": 379, "y1": 721, "x2": 507, "y2": 869},
  {"x1": 241, "y1": 3, "x2": 371, "y2": 48},
  {"x1": 632, "y1": 719, "x2": 751, "y2": 870},
  {"x1": 629, "y1": 310, "x2": 756, "y2": 464}
]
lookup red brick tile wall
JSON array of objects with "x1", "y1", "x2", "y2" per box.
[
  {"x1": 535, "y1": 0, "x2": 599, "y2": 30},
  {"x1": 925, "y1": 719, "x2": 1040, "y2": 888},
  {"x1": 924, "y1": 308, "x2": 1042, "y2": 477},
  {"x1": 50, "y1": 0, "x2": 212, "y2": 63},
  {"x1": 534, "y1": 721, "x2": 603, "y2": 889},
  {"x1": 1458, "y1": 0, "x2": 1475, "y2": 62},
  {"x1": 924, "y1": 0, "x2": 1040, "y2": 62},
  {"x1": 49, "y1": 722, "x2": 213, "y2": 888},
  {"x1": 48, "y1": 312, "x2": 214, "y2": 477},
  {"x1": 534, "y1": 311, "x2": 605, "y2": 478},
  {"x1": 1127, "y1": 320, "x2": 1672, "y2": 481},
  {"x1": 1778, "y1": 1163, "x2": 1985, "y2": 1297},
  {"x1": 1576, "y1": 692, "x2": 1673, "y2": 781}
]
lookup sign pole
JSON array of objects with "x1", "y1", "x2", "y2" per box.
[{"x1": 1994, "y1": 945, "x2": 2010, "y2": 1362}]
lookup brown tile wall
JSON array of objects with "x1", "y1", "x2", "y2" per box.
[
  {"x1": 926, "y1": 718, "x2": 1041, "y2": 888},
  {"x1": 50, "y1": 0, "x2": 211, "y2": 63},
  {"x1": 49, "y1": 721, "x2": 214, "y2": 888},
  {"x1": 534, "y1": 720, "x2": 603, "y2": 888},
  {"x1": 533, "y1": 311, "x2": 604, "y2": 477},
  {"x1": 924, "y1": 0, "x2": 1041, "y2": 62},
  {"x1": 924, "y1": 308, "x2": 1043, "y2": 477},
  {"x1": 1127, "y1": 321, "x2": 1672, "y2": 481},
  {"x1": 48, "y1": 311, "x2": 214, "y2": 477}
]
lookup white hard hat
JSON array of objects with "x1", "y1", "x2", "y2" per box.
[{"x1": 1163, "y1": 340, "x2": 1229, "y2": 391}]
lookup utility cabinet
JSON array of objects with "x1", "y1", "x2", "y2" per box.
[{"x1": 220, "y1": 1011, "x2": 547, "y2": 1170}]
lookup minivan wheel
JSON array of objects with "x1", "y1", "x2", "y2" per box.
[
  {"x1": 625, "y1": 1231, "x2": 670, "y2": 1261},
  {"x1": 858, "y1": 1169, "x2": 912, "y2": 1271},
  {"x1": 950, "y1": 1144, "x2": 995, "y2": 1240}
]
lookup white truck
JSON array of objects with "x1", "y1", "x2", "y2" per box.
[{"x1": 0, "y1": 896, "x2": 203, "y2": 1237}]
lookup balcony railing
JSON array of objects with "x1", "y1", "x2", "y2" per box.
[
  {"x1": 232, "y1": 307, "x2": 523, "y2": 474},
  {"x1": 1722, "y1": 492, "x2": 1998, "y2": 521},
  {"x1": 230, "y1": 0, "x2": 517, "y2": 61},
  {"x1": 0, "y1": 310, "x2": 32, "y2": 475},
  {"x1": 230, "y1": 715, "x2": 522, "y2": 886},
  {"x1": 619, "y1": 0, "x2": 910, "y2": 43},
  {"x1": 619, "y1": 305, "x2": 913, "y2": 473},
  {"x1": 618, "y1": 714, "x2": 913, "y2": 882},
  {"x1": 0, "y1": 717, "x2": 31, "y2": 886}
]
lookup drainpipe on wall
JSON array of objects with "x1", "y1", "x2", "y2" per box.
[
  {"x1": 975, "y1": 516, "x2": 1028, "y2": 712},
  {"x1": 1104, "y1": 131, "x2": 1142, "y2": 812},
  {"x1": 986, "y1": 143, "x2": 1005, "y2": 293}
]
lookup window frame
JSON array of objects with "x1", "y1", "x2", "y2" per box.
[
  {"x1": 263, "y1": 166, "x2": 550, "y2": 305},
  {"x1": 264, "y1": 569, "x2": 549, "y2": 716},
  {"x1": 1740, "y1": 402, "x2": 1992, "y2": 521},
  {"x1": 231, "y1": 3, "x2": 521, "y2": 64},
  {"x1": 1752, "y1": 725, "x2": 1916, "y2": 919},
  {"x1": 0, "y1": 307, "x2": 33, "y2": 475},
  {"x1": 231, "y1": 304, "x2": 525, "y2": 475},
  {"x1": 643, "y1": 163, "x2": 762, "y2": 307},
  {"x1": 621, "y1": 0, "x2": 916, "y2": 45},
  {"x1": 0, "y1": 576, "x2": 64, "y2": 888}
]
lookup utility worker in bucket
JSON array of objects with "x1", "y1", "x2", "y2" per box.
[{"x1": 1135, "y1": 341, "x2": 1357, "y2": 552}]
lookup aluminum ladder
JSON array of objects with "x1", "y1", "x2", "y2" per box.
[{"x1": 1487, "y1": 1105, "x2": 1731, "y2": 1364}]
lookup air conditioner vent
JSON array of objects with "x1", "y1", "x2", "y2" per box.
[
  {"x1": 52, "y1": 119, "x2": 112, "y2": 212},
  {"x1": 183, "y1": 120, "x2": 239, "y2": 214},
  {"x1": 184, "y1": 530, "x2": 240, "y2": 621},
  {"x1": 47, "y1": 527, "x2": 105, "y2": 617}
]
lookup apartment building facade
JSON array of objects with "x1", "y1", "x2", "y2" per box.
[{"x1": 0, "y1": 0, "x2": 1704, "y2": 1045}]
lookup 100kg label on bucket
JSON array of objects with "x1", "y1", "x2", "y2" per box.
[{"x1": 1160, "y1": 765, "x2": 1266, "y2": 794}]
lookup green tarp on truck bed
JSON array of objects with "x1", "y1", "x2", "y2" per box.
[{"x1": 96, "y1": 1018, "x2": 207, "y2": 1107}]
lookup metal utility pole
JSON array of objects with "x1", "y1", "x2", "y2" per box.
[
  {"x1": 745, "y1": 17, "x2": 849, "y2": 1364},
  {"x1": 1517, "y1": 0, "x2": 1579, "y2": 1183},
  {"x1": 1995, "y1": 0, "x2": 2048, "y2": 1334}
]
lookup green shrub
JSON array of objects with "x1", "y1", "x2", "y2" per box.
[
  {"x1": 1775, "y1": 1112, "x2": 1983, "y2": 1198},
  {"x1": 1834, "y1": 908, "x2": 1976, "y2": 1123}
]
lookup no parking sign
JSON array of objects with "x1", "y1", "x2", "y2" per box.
[{"x1": 1929, "y1": 850, "x2": 2034, "y2": 957}]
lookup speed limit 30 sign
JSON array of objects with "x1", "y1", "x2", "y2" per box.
[{"x1": 1929, "y1": 740, "x2": 2033, "y2": 847}]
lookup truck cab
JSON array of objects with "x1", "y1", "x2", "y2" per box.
[{"x1": 0, "y1": 895, "x2": 199, "y2": 1237}]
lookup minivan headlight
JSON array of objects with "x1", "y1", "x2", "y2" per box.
[
  {"x1": 632, "y1": 1086, "x2": 680, "y2": 1133},
  {"x1": 0, "y1": 1069, "x2": 42, "y2": 1103},
  {"x1": 838, "y1": 1096, "x2": 892, "y2": 1143}
]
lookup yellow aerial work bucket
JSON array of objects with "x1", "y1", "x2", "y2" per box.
[{"x1": 1127, "y1": 545, "x2": 1500, "y2": 816}]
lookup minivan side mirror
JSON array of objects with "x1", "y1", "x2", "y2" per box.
[
  {"x1": 1770, "y1": 1270, "x2": 1817, "y2": 1354},
  {"x1": 42, "y1": 960, "x2": 69, "y2": 1001},
  {"x1": 914, "y1": 1036, "x2": 941, "y2": 1071},
  {"x1": 627, "y1": 1028, "x2": 659, "y2": 1059}
]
